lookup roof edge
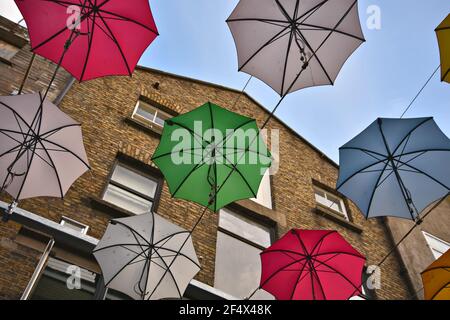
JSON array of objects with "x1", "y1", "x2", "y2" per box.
[{"x1": 135, "y1": 65, "x2": 339, "y2": 169}]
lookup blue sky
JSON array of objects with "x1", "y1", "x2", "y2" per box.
[{"x1": 1, "y1": 0, "x2": 449, "y2": 162}]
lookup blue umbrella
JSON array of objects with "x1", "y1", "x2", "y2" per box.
[{"x1": 337, "y1": 118, "x2": 450, "y2": 221}]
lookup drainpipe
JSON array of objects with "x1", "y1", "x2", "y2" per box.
[{"x1": 54, "y1": 76, "x2": 76, "y2": 106}]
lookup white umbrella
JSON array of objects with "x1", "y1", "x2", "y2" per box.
[
  {"x1": 0, "y1": 93, "x2": 90, "y2": 218},
  {"x1": 227, "y1": 0, "x2": 365, "y2": 97},
  {"x1": 93, "y1": 212, "x2": 201, "y2": 300}
]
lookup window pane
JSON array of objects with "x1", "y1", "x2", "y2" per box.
[
  {"x1": 314, "y1": 187, "x2": 347, "y2": 218},
  {"x1": 154, "y1": 111, "x2": 171, "y2": 126},
  {"x1": 134, "y1": 100, "x2": 170, "y2": 127},
  {"x1": 0, "y1": 40, "x2": 19, "y2": 61},
  {"x1": 214, "y1": 232, "x2": 274, "y2": 300},
  {"x1": 103, "y1": 184, "x2": 153, "y2": 215},
  {"x1": 135, "y1": 101, "x2": 157, "y2": 121},
  {"x1": 423, "y1": 232, "x2": 450, "y2": 259},
  {"x1": 251, "y1": 170, "x2": 273, "y2": 209},
  {"x1": 111, "y1": 164, "x2": 157, "y2": 198},
  {"x1": 219, "y1": 209, "x2": 271, "y2": 248},
  {"x1": 31, "y1": 258, "x2": 96, "y2": 300}
]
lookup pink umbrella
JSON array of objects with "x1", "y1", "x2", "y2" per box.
[
  {"x1": 259, "y1": 229, "x2": 366, "y2": 300},
  {"x1": 15, "y1": 0, "x2": 159, "y2": 81}
]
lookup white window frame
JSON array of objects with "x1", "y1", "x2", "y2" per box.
[
  {"x1": 251, "y1": 170, "x2": 273, "y2": 209},
  {"x1": 132, "y1": 99, "x2": 171, "y2": 128},
  {"x1": 60, "y1": 216, "x2": 89, "y2": 235},
  {"x1": 423, "y1": 231, "x2": 450, "y2": 260},
  {"x1": 314, "y1": 186, "x2": 349, "y2": 220}
]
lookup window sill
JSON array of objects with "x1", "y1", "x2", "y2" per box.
[
  {"x1": 232, "y1": 199, "x2": 287, "y2": 228},
  {"x1": 314, "y1": 204, "x2": 363, "y2": 234},
  {"x1": 90, "y1": 197, "x2": 138, "y2": 219},
  {"x1": 124, "y1": 117, "x2": 163, "y2": 137},
  {"x1": 0, "y1": 56, "x2": 13, "y2": 66}
]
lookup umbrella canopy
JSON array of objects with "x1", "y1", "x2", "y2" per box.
[
  {"x1": 15, "y1": 0, "x2": 159, "y2": 81},
  {"x1": 436, "y1": 14, "x2": 450, "y2": 83},
  {"x1": 259, "y1": 229, "x2": 366, "y2": 300},
  {"x1": 337, "y1": 118, "x2": 450, "y2": 221},
  {"x1": 93, "y1": 212, "x2": 201, "y2": 300},
  {"x1": 421, "y1": 249, "x2": 450, "y2": 300},
  {"x1": 151, "y1": 102, "x2": 272, "y2": 212},
  {"x1": 0, "y1": 93, "x2": 90, "y2": 201},
  {"x1": 227, "y1": 0, "x2": 365, "y2": 97}
]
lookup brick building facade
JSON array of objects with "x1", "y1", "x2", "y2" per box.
[{"x1": 0, "y1": 15, "x2": 415, "y2": 300}]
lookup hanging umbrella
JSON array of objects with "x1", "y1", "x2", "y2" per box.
[
  {"x1": 259, "y1": 229, "x2": 366, "y2": 300},
  {"x1": 0, "y1": 93, "x2": 90, "y2": 216},
  {"x1": 93, "y1": 212, "x2": 201, "y2": 300},
  {"x1": 337, "y1": 118, "x2": 450, "y2": 221},
  {"x1": 151, "y1": 102, "x2": 272, "y2": 212},
  {"x1": 436, "y1": 14, "x2": 450, "y2": 83},
  {"x1": 226, "y1": 0, "x2": 365, "y2": 97},
  {"x1": 421, "y1": 249, "x2": 450, "y2": 300},
  {"x1": 15, "y1": 0, "x2": 159, "y2": 81}
]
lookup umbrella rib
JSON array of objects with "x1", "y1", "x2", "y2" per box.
[
  {"x1": 296, "y1": 22, "x2": 365, "y2": 42},
  {"x1": 164, "y1": 121, "x2": 208, "y2": 149},
  {"x1": 97, "y1": 9, "x2": 159, "y2": 35},
  {"x1": 150, "y1": 147, "x2": 205, "y2": 162},
  {"x1": 102, "y1": 246, "x2": 150, "y2": 288},
  {"x1": 79, "y1": 7, "x2": 96, "y2": 81},
  {"x1": 393, "y1": 159, "x2": 450, "y2": 190},
  {"x1": 0, "y1": 144, "x2": 25, "y2": 159},
  {"x1": 14, "y1": 102, "x2": 45, "y2": 201},
  {"x1": 294, "y1": 0, "x2": 361, "y2": 89},
  {"x1": 35, "y1": 139, "x2": 64, "y2": 198},
  {"x1": 40, "y1": 123, "x2": 81, "y2": 139},
  {"x1": 220, "y1": 153, "x2": 258, "y2": 198},
  {"x1": 96, "y1": 10, "x2": 133, "y2": 77},
  {"x1": 365, "y1": 161, "x2": 391, "y2": 219},
  {"x1": 391, "y1": 118, "x2": 433, "y2": 155},
  {"x1": 31, "y1": 6, "x2": 96, "y2": 51},
  {"x1": 336, "y1": 157, "x2": 388, "y2": 190},
  {"x1": 0, "y1": 130, "x2": 28, "y2": 146},
  {"x1": 261, "y1": 249, "x2": 307, "y2": 258},
  {"x1": 38, "y1": 138, "x2": 90, "y2": 170},
  {"x1": 146, "y1": 244, "x2": 183, "y2": 300},
  {"x1": 430, "y1": 282, "x2": 450, "y2": 300},
  {"x1": 280, "y1": 27, "x2": 295, "y2": 97},
  {"x1": 312, "y1": 258, "x2": 364, "y2": 295},
  {"x1": 309, "y1": 231, "x2": 337, "y2": 257},
  {"x1": 238, "y1": 25, "x2": 292, "y2": 72},
  {"x1": 0, "y1": 101, "x2": 40, "y2": 137}
]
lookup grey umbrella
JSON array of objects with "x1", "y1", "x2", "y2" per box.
[
  {"x1": 226, "y1": 0, "x2": 365, "y2": 97},
  {"x1": 0, "y1": 93, "x2": 90, "y2": 219},
  {"x1": 93, "y1": 212, "x2": 201, "y2": 300},
  {"x1": 337, "y1": 118, "x2": 450, "y2": 221}
]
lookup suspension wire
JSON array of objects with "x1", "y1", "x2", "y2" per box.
[
  {"x1": 348, "y1": 192, "x2": 449, "y2": 300},
  {"x1": 400, "y1": 66, "x2": 440, "y2": 118}
]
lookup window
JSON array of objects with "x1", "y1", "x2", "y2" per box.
[
  {"x1": 60, "y1": 217, "x2": 89, "y2": 235},
  {"x1": 423, "y1": 232, "x2": 450, "y2": 260},
  {"x1": 214, "y1": 209, "x2": 274, "y2": 299},
  {"x1": 132, "y1": 99, "x2": 172, "y2": 128},
  {"x1": 314, "y1": 186, "x2": 349, "y2": 220},
  {"x1": 251, "y1": 170, "x2": 273, "y2": 209},
  {"x1": 30, "y1": 257, "x2": 97, "y2": 300},
  {"x1": 103, "y1": 161, "x2": 161, "y2": 215},
  {"x1": 0, "y1": 39, "x2": 19, "y2": 62}
]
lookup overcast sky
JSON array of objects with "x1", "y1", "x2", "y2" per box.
[{"x1": 1, "y1": 0, "x2": 449, "y2": 163}]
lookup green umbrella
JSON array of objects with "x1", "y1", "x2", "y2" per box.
[{"x1": 152, "y1": 102, "x2": 272, "y2": 212}]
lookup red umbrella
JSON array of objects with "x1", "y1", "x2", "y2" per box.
[
  {"x1": 260, "y1": 229, "x2": 366, "y2": 300},
  {"x1": 15, "y1": 0, "x2": 159, "y2": 82}
]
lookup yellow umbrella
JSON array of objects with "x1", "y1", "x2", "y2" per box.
[
  {"x1": 436, "y1": 14, "x2": 450, "y2": 83},
  {"x1": 421, "y1": 249, "x2": 450, "y2": 300}
]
